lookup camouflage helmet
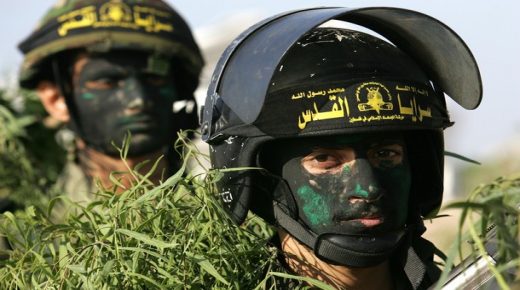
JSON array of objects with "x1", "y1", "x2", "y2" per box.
[{"x1": 18, "y1": 0, "x2": 203, "y2": 90}]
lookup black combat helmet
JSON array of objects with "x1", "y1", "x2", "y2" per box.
[
  {"x1": 18, "y1": 0, "x2": 204, "y2": 142},
  {"x1": 201, "y1": 7, "x2": 482, "y2": 270}
]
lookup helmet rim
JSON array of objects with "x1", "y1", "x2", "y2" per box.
[{"x1": 18, "y1": 0, "x2": 204, "y2": 89}]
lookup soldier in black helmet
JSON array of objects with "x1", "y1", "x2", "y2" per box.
[
  {"x1": 17, "y1": 0, "x2": 203, "y2": 205},
  {"x1": 201, "y1": 7, "x2": 482, "y2": 289}
]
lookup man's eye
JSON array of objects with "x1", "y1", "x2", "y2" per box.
[
  {"x1": 373, "y1": 149, "x2": 397, "y2": 159},
  {"x1": 367, "y1": 144, "x2": 404, "y2": 168},
  {"x1": 85, "y1": 78, "x2": 118, "y2": 90},
  {"x1": 314, "y1": 154, "x2": 330, "y2": 162},
  {"x1": 307, "y1": 153, "x2": 341, "y2": 170}
]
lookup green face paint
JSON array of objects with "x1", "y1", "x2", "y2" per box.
[
  {"x1": 281, "y1": 133, "x2": 411, "y2": 235},
  {"x1": 297, "y1": 185, "x2": 332, "y2": 225},
  {"x1": 160, "y1": 86, "x2": 176, "y2": 99},
  {"x1": 353, "y1": 183, "x2": 369, "y2": 198},
  {"x1": 81, "y1": 92, "x2": 96, "y2": 100}
]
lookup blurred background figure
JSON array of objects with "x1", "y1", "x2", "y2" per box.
[{"x1": 15, "y1": 0, "x2": 203, "y2": 207}]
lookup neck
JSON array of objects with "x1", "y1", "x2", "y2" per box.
[
  {"x1": 278, "y1": 229, "x2": 394, "y2": 290},
  {"x1": 76, "y1": 140, "x2": 168, "y2": 193}
]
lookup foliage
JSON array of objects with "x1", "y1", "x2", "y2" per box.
[
  {"x1": 435, "y1": 174, "x2": 520, "y2": 289},
  {"x1": 0, "y1": 85, "x2": 332, "y2": 289},
  {"x1": 0, "y1": 134, "x2": 333, "y2": 289},
  {"x1": 456, "y1": 147, "x2": 520, "y2": 200},
  {"x1": 0, "y1": 91, "x2": 45, "y2": 211},
  {"x1": 0, "y1": 88, "x2": 65, "y2": 210}
]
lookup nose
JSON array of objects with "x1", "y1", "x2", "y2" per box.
[
  {"x1": 343, "y1": 158, "x2": 382, "y2": 201},
  {"x1": 123, "y1": 76, "x2": 152, "y2": 112}
]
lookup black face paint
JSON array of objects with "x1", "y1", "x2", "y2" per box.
[
  {"x1": 278, "y1": 133, "x2": 411, "y2": 237},
  {"x1": 71, "y1": 51, "x2": 177, "y2": 156}
]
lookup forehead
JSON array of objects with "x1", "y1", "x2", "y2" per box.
[
  {"x1": 72, "y1": 50, "x2": 170, "y2": 76},
  {"x1": 283, "y1": 132, "x2": 406, "y2": 151},
  {"x1": 74, "y1": 51, "x2": 148, "y2": 70}
]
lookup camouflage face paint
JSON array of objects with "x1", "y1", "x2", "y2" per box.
[
  {"x1": 280, "y1": 132, "x2": 411, "y2": 236},
  {"x1": 296, "y1": 185, "x2": 332, "y2": 225},
  {"x1": 81, "y1": 92, "x2": 96, "y2": 100},
  {"x1": 71, "y1": 51, "x2": 178, "y2": 156},
  {"x1": 159, "y1": 87, "x2": 176, "y2": 98}
]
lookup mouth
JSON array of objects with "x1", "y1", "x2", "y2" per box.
[
  {"x1": 351, "y1": 216, "x2": 383, "y2": 227},
  {"x1": 118, "y1": 115, "x2": 156, "y2": 130},
  {"x1": 335, "y1": 213, "x2": 384, "y2": 228},
  {"x1": 119, "y1": 114, "x2": 153, "y2": 123}
]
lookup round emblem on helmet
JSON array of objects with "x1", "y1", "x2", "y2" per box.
[
  {"x1": 355, "y1": 82, "x2": 394, "y2": 114},
  {"x1": 100, "y1": 1, "x2": 132, "y2": 23}
]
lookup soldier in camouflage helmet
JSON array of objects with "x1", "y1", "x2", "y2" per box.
[
  {"x1": 202, "y1": 7, "x2": 482, "y2": 289},
  {"x1": 18, "y1": 0, "x2": 203, "y2": 205}
]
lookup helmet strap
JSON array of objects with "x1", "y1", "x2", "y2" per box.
[
  {"x1": 51, "y1": 59, "x2": 72, "y2": 98},
  {"x1": 51, "y1": 58, "x2": 87, "y2": 150}
]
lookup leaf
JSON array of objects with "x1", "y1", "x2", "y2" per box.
[
  {"x1": 59, "y1": 244, "x2": 69, "y2": 270},
  {"x1": 444, "y1": 151, "x2": 481, "y2": 165},
  {"x1": 101, "y1": 260, "x2": 115, "y2": 277},
  {"x1": 268, "y1": 271, "x2": 335, "y2": 289},
  {"x1": 187, "y1": 253, "x2": 230, "y2": 286},
  {"x1": 115, "y1": 229, "x2": 177, "y2": 249},
  {"x1": 67, "y1": 264, "x2": 87, "y2": 274}
]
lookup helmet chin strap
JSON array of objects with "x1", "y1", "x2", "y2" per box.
[
  {"x1": 52, "y1": 59, "x2": 84, "y2": 144},
  {"x1": 273, "y1": 203, "x2": 409, "y2": 268}
]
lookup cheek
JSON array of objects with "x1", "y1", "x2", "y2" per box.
[
  {"x1": 73, "y1": 89, "x2": 124, "y2": 120},
  {"x1": 376, "y1": 165, "x2": 412, "y2": 207},
  {"x1": 80, "y1": 92, "x2": 96, "y2": 100},
  {"x1": 283, "y1": 159, "x2": 335, "y2": 225},
  {"x1": 296, "y1": 185, "x2": 333, "y2": 226},
  {"x1": 159, "y1": 86, "x2": 176, "y2": 99},
  {"x1": 74, "y1": 89, "x2": 103, "y2": 111}
]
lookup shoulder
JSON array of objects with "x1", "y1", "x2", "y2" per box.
[{"x1": 55, "y1": 161, "x2": 92, "y2": 201}]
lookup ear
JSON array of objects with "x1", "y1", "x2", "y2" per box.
[{"x1": 36, "y1": 81, "x2": 70, "y2": 122}]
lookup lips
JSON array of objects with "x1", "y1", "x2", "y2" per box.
[
  {"x1": 335, "y1": 214, "x2": 383, "y2": 227},
  {"x1": 118, "y1": 115, "x2": 157, "y2": 131},
  {"x1": 353, "y1": 216, "x2": 383, "y2": 227},
  {"x1": 119, "y1": 114, "x2": 153, "y2": 124},
  {"x1": 333, "y1": 203, "x2": 384, "y2": 228}
]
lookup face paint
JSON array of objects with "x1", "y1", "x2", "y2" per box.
[
  {"x1": 71, "y1": 51, "x2": 178, "y2": 156},
  {"x1": 296, "y1": 185, "x2": 332, "y2": 225},
  {"x1": 280, "y1": 133, "x2": 411, "y2": 237}
]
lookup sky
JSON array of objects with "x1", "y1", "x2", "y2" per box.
[{"x1": 1, "y1": 0, "x2": 519, "y2": 161}]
